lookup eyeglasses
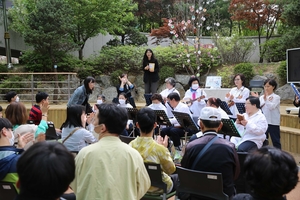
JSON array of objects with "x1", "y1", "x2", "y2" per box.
[{"x1": 234, "y1": 79, "x2": 241, "y2": 81}]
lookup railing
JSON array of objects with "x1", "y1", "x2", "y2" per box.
[{"x1": 0, "y1": 72, "x2": 79, "y2": 105}]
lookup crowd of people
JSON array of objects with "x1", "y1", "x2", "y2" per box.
[{"x1": 0, "y1": 58, "x2": 299, "y2": 200}]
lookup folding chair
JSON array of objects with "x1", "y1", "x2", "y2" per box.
[
  {"x1": 0, "y1": 182, "x2": 18, "y2": 200},
  {"x1": 141, "y1": 163, "x2": 175, "y2": 200},
  {"x1": 235, "y1": 152, "x2": 251, "y2": 194},
  {"x1": 119, "y1": 135, "x2": 135, "y2": 144},
  {"x1": 176, "y1": 166, "x2": 229, "y2": 200}
]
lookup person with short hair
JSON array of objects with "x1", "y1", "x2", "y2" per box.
[
  {"x1": 15, "y1": 142, "x2": 75, "y2": 200},
  {"x1": 231, "y1": 96, "x2": 268, "y2": 152},
  {"x1": 4, "y1": 91, "x2": 19, "y2": 104},
  {"x1": 225, "y1": 73, "x2": 250, "y2": 121},
  {"x1": 160, "y1": 77, "x2": 180, "y2": 117},
  {"x1": 0, "y1": 118, "x2": 34, "y2": 190},
  {"x1": 148, "y1": 93, "x2": 167, "y2": 114},
  {"x1": 28, "y1": 92, "x2": 49, "y2": 125},
  {"x1": 67, "y1": 76, "x2": 95, "y2": 114},
  {"x1": 71, "y1": 103, "x2": 150, "y2": 200},
  {"x1": 117, "y1": 73, "x2": 136, "y2": 108},
  {"x1": 183, "y1": 76, "x2": 207, "y2": 122},
  {"x1": 233, "y1": 146, "x2": 299, "y2": 200},
  {"x1": 130, "y1": 107, "x2": 176, "y2": 194},
  {"x1": 181, "y1": 107, "x2": 240, "y2": 199}
]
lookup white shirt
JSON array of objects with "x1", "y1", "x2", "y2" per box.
[
  {"x1": 183, "y1": 88, "x2": 207, "y2": 117},
  {"x1": 170, "y1": 102, "x2": 193, "y2": 127},
  {"x1": 259, "y1": 93, "x2": 280, "y2": 125},
  {"x1": 231, "y1": 109, "x2": 268, "y2": 149},
  {"x1": 148, "y1": 103, "x2": 168, "y2": 115},
  {"x1": 218, "y1": 107, "x2": 230, "y2": 119},
  {"x1": 160, "y1": 88, "x2": 180, "y2": 99},
  {"x1": 225, "y1": 86, "x2": 250, "y2": 118}
]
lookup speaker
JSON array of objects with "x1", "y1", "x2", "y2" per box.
[{"x1": 287, "y1": 48, "x2": 300, "y2": 83}]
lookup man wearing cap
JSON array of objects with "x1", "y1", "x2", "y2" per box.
[{"x1": 181, "y1": 107, "x2": 240, "y2": 199}]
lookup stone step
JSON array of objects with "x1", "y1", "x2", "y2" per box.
[{"x1": 281, "y1": 126, "x2": 300, "y2": 154}]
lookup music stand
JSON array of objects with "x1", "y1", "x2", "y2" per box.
[
  {"x1": 218, "y1": 119, "x2": 241, "y2": 138},
  {"x1": 126, "y1": 108, "x2": 139, "y2": 137},
  {"x1": 144, "y1": 94, "x2": 152, "y2": 106},
  {"x1": 220, "y1": 101, "x2": 233, "y2": 115},
  {"x1": 172, "y1": 111, "x2": 199, "y2": 146},
  {"x1": 236, "y1": 103, "x2": 245, "y2": 114},
  {"x1": 153, "y1": 110, "x2": 171, "y2": 135}
]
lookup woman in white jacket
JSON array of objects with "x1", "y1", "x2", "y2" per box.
[{"x1": 231, "y1": 96, "x2": 268, "y2": 152}]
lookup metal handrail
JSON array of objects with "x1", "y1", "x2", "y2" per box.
[{"x1": 0, "y1": 72, "x2": 79, "y2": 105}]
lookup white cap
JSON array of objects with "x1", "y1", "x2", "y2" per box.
[{"x1": 200, "y1": 107, "x2": 221, "y2": 121}]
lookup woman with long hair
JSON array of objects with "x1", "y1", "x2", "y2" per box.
[{"x1": 142, "y1": 49, "x2": 159, "y2": 94}]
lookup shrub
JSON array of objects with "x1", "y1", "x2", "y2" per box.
[
  {"x1": 110, "y1": 69, "x2": 124, "y2": 86},
  {"x1": 217, "y1": 65, "x2": 235, "y2": 88},
  {"x1": 261, "y1": 38, "x2": 286, "y2": 62},
  {"x1": 159, "y1": 66, "x2": 175, "y2": 84},
  {"x1": 276, "y1": 60, "x2": 287, "y2": 85},
  {"x1": 233, "y1": 63, "x2": 254, "y2": 87}
]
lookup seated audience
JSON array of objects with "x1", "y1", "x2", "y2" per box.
[
  {"x1": 0, "y1": 118, "x2": 33, "y2": 190},
  {"x1": 160, "y1": 77, "x2": 180, "y2": 117},
  {"x1": 116, "y1": 73, "x2": 136, "y2": 108},
  {"x1": 92, "y1": 94, "x2": 106, "y2": 112},
  {"x1": 4, "y1": 91, "x2": 19, "y2": 104},
  {"x1": 61, "y1": 105, "x2": 97, "y2": 152},
  {"x1": 160, "y1": 92, "x2": 196, "y2": 151},
  {"x1": 5, "y1": 102, "x2": 49, "y2": 148},
  {"x1": 118, "y1": 92, "x2": 133, "y2": 108},
  {"x1": 148, "y1": 93, "x2": 167, "y2": 114},
  {"x1": 71, "y1": 103, "x2": 150, "y2": 199},
  {"x1": 130, "y1": 107, "x2": 176, "y2": 194},
  {"x1": 233, "y1": 146, "x2": 298, "y2": 200},
  {"x1": 28, "y1": 92, "x2": 49, "y2": 125},
  {"x1": 15, "y1": 142, "x2": 76, "y2": 200},
  {"x1": 181, "y1": 107, "x2": 240, "y2": 199},
  {"x1": 231, "y1": 96, "x2": 268, "y2": 152}
]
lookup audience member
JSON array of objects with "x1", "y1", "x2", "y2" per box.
[
  {"x1": 252, "y1": 79, "x2": 281, "y2": 149},
  {"x1": 0, "y1": 118, "x2": 33, "y2": 190},
  {"x1": 293, "y1": 87, "x2": 300, "y2": 118},
  {"x1": 92, "y1": 94, "x2": 106, "y2": 112},
  {"x1": 160, "y1": 92, "x2": 196, "y2": 151},
  {"x1": 231, "y1": 96, "x2": 268, "y2": 152},
  {"x1": 160, "y1": 77, "x2": 180, "y2": 117},
  {"x1": 143, "y1": 48, "x2": 160, "y2": 94},
  {"x1": 71, "y1": 103, "x2": 150, "y2": 200},
  {"x1": 118, "y1": 92, "x2": 133, "y2": 108},
  {"x1": 183, "y1": 76, "x2": 207, "y2": 122},
  {"x1": 181, "y1": 107, "x2": 240, "y2": 199},
  {"x1": 67, "y1": 76, "x2": 95, "y2": 114},
  {"x1": 116, "y1": 73, "x2": 136, "y2": 108},
  {"x1": 233, "y1": 146, "x2": 298, "y2": 200},
  {"x1": 225, "y1": 73, "x2": 250, "y2": 121},
  {"x1": 15, "y1": 142, "x2": 75, "y2": 200},
  {"x1": 28, "y1": 92, "x2": 49, "y2": 125},
  {"x1": 148, "y1": 93, "x2": 167, "y2": 114},
  {"x1": 130, "y1": 107, "x2": 176, "y2": 194},
  {"x1": 4, "y1": 91, "x2": 19, "y2": 104},
  {"x1": 5, "y1": 102, "x2": 49, "y2": 148},
  {"x1": 61, "y1": 105, "x2": 97, "y2": 152}
]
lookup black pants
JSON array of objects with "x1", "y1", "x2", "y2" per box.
[{"x1": 144, "y1": 80, "x2": 159, "y2": 94}]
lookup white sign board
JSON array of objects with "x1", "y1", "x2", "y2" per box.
[{"x1": 205, "y1": 76, "x2": 222, "y2": 88}]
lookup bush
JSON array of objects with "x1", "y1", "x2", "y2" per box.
[
  {"x1": 233, "y1": 63, "x2": 254, "y2": 87},
  {"x1": 110, "y1": 69, "x2": 124, "y2": 86},
  {"x1": 217, "y1": 65, "x2": 235, "y2": 88},
  {"x1": 213, "y1": 34, "x2": 255, "y2": 64},
  {"x1": 159, "y1": 66, "x2": 175, "y2": 84},
  {"x1": 276, "y1": 60, "x2": 287, "y2": 85},
  {"x1": 261, "y1": 38, "x2": 286, "y2": 62}
]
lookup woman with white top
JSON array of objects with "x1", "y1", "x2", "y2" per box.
[
  {"x1": 160, "y1": 77, "x2": 180, "y2": 118},
  {"x1": 118, "y1": 93, "x2": 133, "y2": 136},
  {"x1": 148, "y1": 93, "x2": 167, "y2": 114},
  {"x1": 225, "y1": 73, "x2": 250, "y2": 120},
  {"x1": 251, "y1": 79, "x2": 281, "y2": 149},
  {"x1": 183, "y1": 76, "x2": 207, "y2": 121},
  {"x1": 231, "y1": 96, "x2": 268, "y2": 152},
  {"x1": 61, "y1": 105, "x2": 97, "y2": 152}
]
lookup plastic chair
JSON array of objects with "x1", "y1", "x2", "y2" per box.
[
  {"x1": 119, "y1": 135, "x2": 135, "y2": 144},
  {"x1": 176, "y1": 166, "x2": 229, "y2": 200},
  {"x1": 0, "y1": 182, "x2": 18, "y2": 200},
  {"x1": 141, "y1": 163, "x2": 175, "y2": 200}
]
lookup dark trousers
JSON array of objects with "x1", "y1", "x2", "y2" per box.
[
  {"x1": 160, "y1": 127, "x2": 185, "y2": 147},
  {"x1": 265, "y1": 124, "x2": 281, "y2": 149},
  {"x1": 144, "y1": 81, "x2": 159, "y2": 94},
  {"x1": 237, "y1": 141, "x2": 258, "y2": 152}
]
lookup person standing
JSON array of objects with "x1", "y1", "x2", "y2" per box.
[
  {"x1": 225, "y1": 74, "x2": 250, "y2": 121},
  {"x1": 251, "y1": 79, "x2": 281, "y2": 149},
  {"x1": 143, "y1": 49, "x2": 159, "y2": 94},
  {"x1": 67, "y1": 76, "x2": 95, "y2": 114}
]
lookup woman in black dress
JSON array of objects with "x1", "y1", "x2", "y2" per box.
[{"x1": 142, "y1": 49, "x2": 159, "y2": 95}]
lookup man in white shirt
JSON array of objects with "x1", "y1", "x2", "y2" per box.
[
  {"x1": 160, "y1": 93, "x2": 198, "y2": 150},
  {"x1": 160, "y1": 77, "x2": 180, "y2": 118}
]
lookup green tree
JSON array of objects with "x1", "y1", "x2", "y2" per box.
[
  {"x1": 67, "y1": 0, "x2": 137, "y2": 59},
  {"x1": 10, "y1": 0, "x2": 77, "y2": 70}
]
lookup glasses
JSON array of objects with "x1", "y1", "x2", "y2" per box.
[{"x1": 234, "y1": 79, "x2": 241, "y2": 81}]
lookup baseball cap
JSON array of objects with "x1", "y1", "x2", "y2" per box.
[{"x1": 200, "y1": 107, "x2": 221, "y2": 121}]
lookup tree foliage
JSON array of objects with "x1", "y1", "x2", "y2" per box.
[{"x1": 229, "y1": 0, "x2": 284, "y2": 62}]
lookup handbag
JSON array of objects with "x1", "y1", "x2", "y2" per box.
[{"x1": 62, "y1": 127, "x2": 81, "y2": 144}]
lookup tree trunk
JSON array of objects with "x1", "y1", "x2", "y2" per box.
[
  {"x1": 78, "y1": 49, "x2": 83, "y2": 60},
  {"x1": 258, "y1": 33, "x2": 263, "y2": 63}
]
